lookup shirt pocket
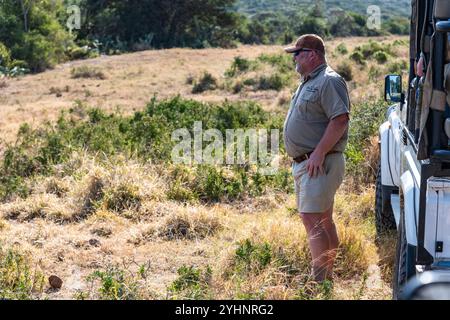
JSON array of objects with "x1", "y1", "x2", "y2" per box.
[{"x1": 298, "y1": 90, "x2": 320, "y2": 119}]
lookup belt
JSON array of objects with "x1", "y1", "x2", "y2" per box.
[{"x1": 293, "y1": 150, "x2": 340, "y2": 163}]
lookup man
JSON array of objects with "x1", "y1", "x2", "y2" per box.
[{"x1": 283, "y1": 34, "x2": 350, "y2": 282}]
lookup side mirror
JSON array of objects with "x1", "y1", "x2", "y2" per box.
[{"x1": 385, "y1": 74, "x2": 404, "y2": 103}]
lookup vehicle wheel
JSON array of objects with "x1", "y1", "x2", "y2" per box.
[
  {"x1": 375, "y1": 163, "x2": 396, "y2": 236},
  {"x1": 392, "y1": 208, "x2": 416, "y2": 300},
  {"x1": 393, "y1": 212, "x2": 408, "y2": 300}
]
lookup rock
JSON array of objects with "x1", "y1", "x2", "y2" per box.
[
  {"x1": 49, "y1": 275, "x2": 63, "y2": 289},
  {"x1": 88, "y1": 238, "x2": 101, "y2": 247}
]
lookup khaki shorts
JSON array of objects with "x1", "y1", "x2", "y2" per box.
[{"x1": 292, "y1": 152, "x2": 345, "y2": 213}]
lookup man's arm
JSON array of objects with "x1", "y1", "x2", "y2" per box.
[{"x1": 306, "y1": 113, "x2": 349, "y2": 177}]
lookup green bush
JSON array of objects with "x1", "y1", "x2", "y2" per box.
[
  {"x1": 257, "y1": 74, "x2": 285, "y2": 91},
  {"x1": 0, "y1": 246, "x2": 45, "y2": 299},
  {"x1": 83, "y1": 265, "x2": 149, "y2": 300},
  {"x1": 168, "y1": 265, "x2": 211, "y2": 299},
  {"x1": 0, "y1": 42, "x2": 11, "y2": 67},
  {"x1": 257, "y1": 53, "x2": 292, "y2": 74},
  {"x1": 67, "y1": 46, "x2": 99, "y2": 60},
  {"x1": 335, "y1": 43, "x2": 348, "y2": 55},
  {"x1": 335, "y1": 61, "x2": 353, "y2": 81},
  {"x1": 234, "y1": 239, "x2": 272, "y2": 274},
  {"x1": 192, "y1": 72, "x2": 218, "y2": 93},
  {"x1": 388, "y1": 60, "x2": 408, "y2": 74},
  {"x1": 346, "y1": 99, "x2": 388, "y2": 180},
  {"x1": 0, "y1": 97, "x2": 285, "y2": 201},
  {"x1": 349, "y1": 51, "x2": 365, "y2": 65},
  {"x1": 358, "y1": 41, "x2": 393, "y2": 58},
  {"x1": 374, "y1": 51, "x2": 388, "y2": 64},
  {"x1": 225, "y1": 56, "x2": 252, "y2": 77}
]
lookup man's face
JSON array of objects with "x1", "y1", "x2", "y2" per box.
[{"x1": 292, "y1": 48, "x2": 315, "y2": 74}]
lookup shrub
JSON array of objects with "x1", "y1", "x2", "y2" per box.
[
  {"x1": 374, "y1": 51, "x2": 388, "y2": 64},
  {"x1": 0, "y1": 246, "x2": 45, "y2": 299},
  {"x1": 0, "y1": 97, "x2": 285, "y2": 201},
  {"x1": 234, "y1": 239, "x2": 272, "y2": 274},
  {"x1": 368, "y1": 66, "x2": 381, "y2": 81},
  {"x1": 71, "y1": 66, "x2": 106, "y2": 79},
  {"x1": 192, "y1": 72, "x2": 218, "y2": 93},
  {"x1": 0, "y1": 42, "x2": 11, "y2": 67},
  {"x1": 257, "y1": 74, "x2": 285, "y2": 91},
  {"x1": 168, "y1": 265, "x2": 211, "y2": 299},
  {"x1": 388, "y1": 60, "x2": 408, "y2": 74},
  {"x1": 225, "y1": 56, "x2": 252, "y2": 77},
  {"x1": 67, "y1": 46, "x2": 99, "y2": 60},
  {"x1": 346, "y1": 99, "x2": 388, "y2": 183},
  {"x1": 335, "y1": 61, "x2": 353, "y2": 81},
  {"x1": 82, "y1": 264, "x2": 150, "y2": 300},
  {"x1": 335, "y1": 43, "x2": 348, "y2": 55},
  {"x1": 232, "y1": 81, "x2": 243, "y2": 93},
  {"x1": 257, "y1": 53, "x2": 292, "y2": 73},
  {"x1": 349, "y1": 51, "x2": 365, "y2": 65}
]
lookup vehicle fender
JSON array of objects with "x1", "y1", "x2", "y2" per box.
[
  {"x1": 379, "y1": 121, "x2": 396, "y2": 187},
  {"x1": 400, "y1": 170, "x2": 418, "y2": 246}
]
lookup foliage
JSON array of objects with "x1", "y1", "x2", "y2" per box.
[
  {"x1": 82, "y1": 264, "x2": 150, "y2": 300},
  {"x1": 0, "y1": 97, "x2": 286, "y2": 202},
  {"x1": 374, "y1": 51, "x2": 388, "y2": 64},
  {"x1": 192, "y1": 72, "x2": 218, "y2": 93},
  {"x1": 168, "y1": 265, "x2": 212, "y2": 299},
  {"x1": 0, "y1": 0, "x2": 410, "y2": 73},
  {"x1": 346, "y1": 99, "x2": 388, "y2": 182},
  {"x1": 0, "y1": 0, "x2": 74, "y2": 72},
  {"x1": 0, "y1": 246, "x2": 45, "y2": 300},
  {"x1": 335, "y1": 43, "x2": 348, "y2": 55},
  {"x1": 225, "y1": 56, "x2": 252, "y2": 77},
  {"x1": 335, "y1": 61, "x2": 353, "y2": 81}
]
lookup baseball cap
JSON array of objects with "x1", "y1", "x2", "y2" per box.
[{"x1": 284, "y1": 34, "x2": 326, "y2": 55}]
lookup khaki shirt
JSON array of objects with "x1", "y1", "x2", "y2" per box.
[{"x1": 283, "y1": 64, "x2": 350, "y2": 158}]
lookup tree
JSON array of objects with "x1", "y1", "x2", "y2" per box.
[
  {"x1": 0, "y1": 0, "x2": 73, "y2": 72},
  {"x1": 76, "y1": 0, "x2": 241, "y2": 49},
  {"x1": 18, "y1": 0, "x2": 35, "y2": 32}
]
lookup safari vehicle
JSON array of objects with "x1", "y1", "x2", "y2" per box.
[{"x1": 377, "y1": 0, "x2": 450, "y2": 299}]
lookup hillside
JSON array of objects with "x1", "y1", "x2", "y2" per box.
[
  {"x1": 0, "y1": 35, "x2": 408, "y2": 300},
  {"x1": 235, "y1": 0, "x2": 411, "y2": 17}
]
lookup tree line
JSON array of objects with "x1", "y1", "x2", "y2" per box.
[{"x1": 0, "y1": 0, "x2": 409, "y2": 74}]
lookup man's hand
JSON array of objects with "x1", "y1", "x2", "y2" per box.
[
  {"x1": 306, "y1": 113, "x2": 349, "y2": 178},
  {"x1": 306, "y1": 150, "x2": 325, "y2": 178}
]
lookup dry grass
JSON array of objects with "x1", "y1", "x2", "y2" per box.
[
  {"x1": 0, "y1": 36, "x2": 404, "y2": 299},
  {"x1": 71, "y1": 66, "x2": 107, "y2": 80}
]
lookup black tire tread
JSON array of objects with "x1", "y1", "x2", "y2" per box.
[{"x1": 375, "y1": 163, "x2": 396, "y2": 235}]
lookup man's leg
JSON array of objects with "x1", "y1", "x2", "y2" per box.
[
  {"x1": 322, "y1": 206, "x2": 339, "y2": 280},
  {"x1": 300, "y1": 205, "x2": 339, "y2": 282}
]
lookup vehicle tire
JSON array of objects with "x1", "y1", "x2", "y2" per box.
[
  {"x1": 375, "y1": 163, "x2": 396, "y2": 236},
  {"x1": 393, "y1": 212, "x2": 411, "y2": 300}
]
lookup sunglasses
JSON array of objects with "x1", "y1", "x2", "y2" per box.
[{"x1": 293, "y1": 48, "x2": 314, "y2": 57}]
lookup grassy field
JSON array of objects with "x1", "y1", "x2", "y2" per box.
[{"x1": 0, "y1": 35, "x2": 407, "y2": 300}]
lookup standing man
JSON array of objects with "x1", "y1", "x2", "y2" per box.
[{"x1": 283, "y1": 34, "x2": 350, "y2": 282}]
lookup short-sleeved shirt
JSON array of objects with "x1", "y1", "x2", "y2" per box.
[{"x1": 283, "y1": 64, "x2": 350, "y2": 158}]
